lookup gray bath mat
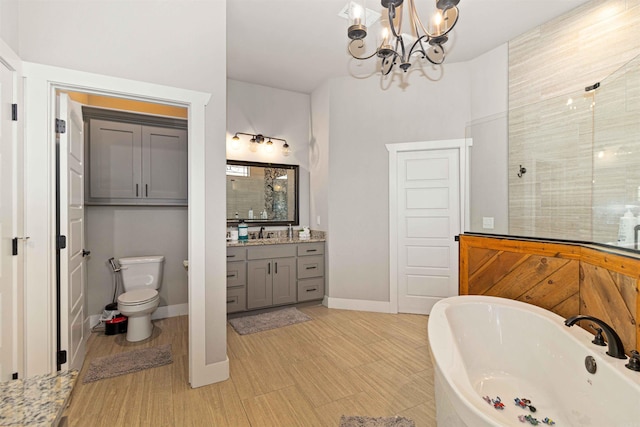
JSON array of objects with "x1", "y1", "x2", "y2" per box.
[
  {"x1": 83, "y1": 344, "x2": 172, "y2": 383},
  {"x1": 339, "y1": 416, "x2": 415, "y2": 427},
  {"x1": 229, "y1": 307, "x2": 312, "y2": 335}
]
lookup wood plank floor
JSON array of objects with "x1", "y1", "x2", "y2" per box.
[{"x1": 64, "y1": 305, "x2": 436, "y2": 426}]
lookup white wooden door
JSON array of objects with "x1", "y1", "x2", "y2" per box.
[
  {"x1": 0, "y1": 60, "x2": 16, "y2": 380},
  {"x1": 57, "y1": 93, "x2": 86, "y2": 371},
  {"x1": 397, "y1": 149, "x2": 461, "y2": 314}
]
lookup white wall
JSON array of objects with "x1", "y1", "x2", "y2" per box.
[
  {"x1": 467, "y1": 44, "x2": 509, "y2": 234},
  {"x1": 18, "y1": 0, "x2": 227, "y2": 369},
  {"x1": 314, "y1": 64, "x2": 472, "y2": 305},
  {"x1": 226, "y1": 79, "x2": 310, "y2": 228},
  {"x1": 86, "y1": 207, "x2": 188, "y2": 316},
  {"x1": 0, "y1": 0, "x2": 18, "y2": 53}
]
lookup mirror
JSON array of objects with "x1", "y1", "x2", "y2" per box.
[{"x1": 226, "y1": 160, "x2": 299, "y2": 226}]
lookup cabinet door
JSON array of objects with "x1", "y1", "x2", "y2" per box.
[
  {"x1": 89, "y1": 119, "x2": 141, "y2": 199},
  {"x1": 226, "y1": 261, "x2": 246, "y2": 288},
  {"x1": 272, "y1": 257, "x2": 296, "y2": 306},
  {"x1": 247, "y1": 259, "x2": 272, "y2": 309},
  {"x1": 142, "y1": 126, "x2": 188, "y2": 201}
]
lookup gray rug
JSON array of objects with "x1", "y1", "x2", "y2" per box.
[
  {"x1": 339, "y1": 416, "x2": 415, "y2": 427},
  {"x1": 83, "y1": 344, "x2": 172, "y2": 383},
  {"x1": 229, "y1": 307, "x2": 312, "y2": 335}
]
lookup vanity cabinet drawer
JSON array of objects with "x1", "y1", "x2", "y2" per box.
[
  {"x1": 227, "y1": 287, "x2": 246, "y2": 313},
  {"x1": 297, "y1": 255, "x2": 324, "y2": 279},
  {"x1": 226, "y1": 261, "x2": 246, "y2": 288},
  {"x1": 297, "y1": 242, "x2": 324, "y2": 256},
  {"x1": 298, "y1": 278, "x2": 324, "y2": 302},
  {"x1": 227, "y1": 247, "x2": 246, "y2": 261},
  {"x1": 248, "y1": 244, "x2": 296, "y2": 260}
]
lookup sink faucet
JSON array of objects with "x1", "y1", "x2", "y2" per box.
[
  {"x1": 258, "y1": 226, "x2": 265, "y2": 239},
  {"x1": 565, "y1": 315, "x2": 627, "y2": 359}
]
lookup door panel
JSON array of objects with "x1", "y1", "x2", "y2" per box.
[
  {"x1": 0, "y1": 60, "x2": 15, "y2": 380},
  {"x1": 247, "y1": 259, "x2": 272, "y2": 309},
  {"x1": 142, "y1": 126, "x2": 187, "y2": 200},
  {"x1": 58, "y1": 93, "x2": 86, "y2": 372},
  {"x1": 272, "y1": 257, "x2": 296, "y2": 306},
  {"x1": 89, "y1": 119, "x2": 141, "y2": 199},
  {"x1": 397, "y1": 149, "x2": 460, "y2": 314}
]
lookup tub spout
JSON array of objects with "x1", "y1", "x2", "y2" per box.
[{"x1": 565, "y1": 315, "x2": 627, "y2": 359}]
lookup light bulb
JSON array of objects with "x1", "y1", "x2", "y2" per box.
[
  {"x1": 265, "y1": 139, "x2": 274, "y2": 154},
  {"x1": 249, "y1": 141, "x2": 258, "y2": 152},
  {"x1": 282, "y1": 142, "x2": 291, "y2": 157}
]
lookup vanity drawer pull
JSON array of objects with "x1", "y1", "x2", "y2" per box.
[
  {"x1": 306, "y1": 249, "x2": 317, "y2": 253},
  {"x1": 227, "y1": 297, "x2": 238, "y2": 304},
  {"x1": 306, "y1": 288, "x2": 317, "y2": 292},
  {"x1": 227, "y1": 254, "x2": 236, "y2": 258},
  {"x1": 305, "y1": 266, "x2": 317, "y2": 270},
  {"x1": 227, "y1": 273, "x2": 236, "y2": 278}
]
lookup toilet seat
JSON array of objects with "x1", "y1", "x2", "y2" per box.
[{"x1": 118, "y1": 289, "x2": 159, "y2": 306}]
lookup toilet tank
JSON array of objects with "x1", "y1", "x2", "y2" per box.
[{"x1": 118, "y1": 255, "x2": 165, "y2": 292}]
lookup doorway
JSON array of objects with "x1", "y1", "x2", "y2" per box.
[
  {"x1": 22, "y1": 63, "x2": 226, "y2": 387},
  {"x1": 387, "y1": 139, "x2": 471, "y2": 314},
  {"x1": 56, "y1": 91, "x2": 190, "y2": 372}
]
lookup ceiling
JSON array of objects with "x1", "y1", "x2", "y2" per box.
[{"x1": 227, "y1": 0, "x2": 590, "y2": 94}]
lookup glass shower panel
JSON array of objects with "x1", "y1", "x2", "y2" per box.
[
  {"x1": 509, "y1": 89, "x2": 594, "y2": 241},
  {"x1": 592, "y1": 55, "x2": 640, "y2": 247}
]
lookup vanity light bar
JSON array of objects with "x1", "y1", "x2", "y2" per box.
[{"x1": 231, "y1": 132, "x2": 291, "y2": 156}]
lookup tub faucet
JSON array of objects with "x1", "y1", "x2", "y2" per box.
[{"x1": 564, "y1": 315, "x2": 626, "y2": 359}]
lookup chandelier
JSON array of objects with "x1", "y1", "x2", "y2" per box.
[
  {"x1": 347, "y1": 0, "x2": 461, "y2": 75},
  {"x1": 231, "y1": 132, "x2": 291, "y2": 156}
]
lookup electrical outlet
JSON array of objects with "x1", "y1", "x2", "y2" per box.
[{"x1": 482, "y1": 217, "x2": 495, "y2": 230}]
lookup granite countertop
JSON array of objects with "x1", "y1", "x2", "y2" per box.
[
  {"x1": 227, "y1": 229, "x2": 325, "y2": 247},
  {"x1": 0, "y1": 370, "x2": 77, "y2": 427},
  {"x1": 227, "y1": 236, "x2": 325, "y2": 247}
]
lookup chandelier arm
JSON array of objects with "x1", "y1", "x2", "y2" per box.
[
  {"x1": 424, "y1": 44, "x2": 446, "y2": 65},
  {"x1": 408, "y1": 35, "x2": 430, "y2": 58},
  {"x1": 437, "y1": 7, "x2": 460, "y2": 37},
  {"x1": 381, "y1": 56, "x2": 396, "y2": 75},
  {"x1": 348, "y1": 39, "x2": 380, "y2": 60},
  {"x1": 407, "y1": 0, "x2": 425, "y2": 37},
  {"x1": 418, "y1": 6, "x2": 460, "y2": 39},
  {"x1": 396, "y1": 35, "x2": 407, "y2": 62},
  {"x1": 387, "y1": 4, "x2": 401, "y2": 39}
]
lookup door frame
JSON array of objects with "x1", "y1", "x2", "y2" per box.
[
  {"x1": 22, "y1": 63, "x2": 226, "y2": 386},
  {"x1": 0, "y1": 40, "x2": 24, "y2": 380},
  {"x1": 386, "y1": 139, "x2": 472, "y2": 313}
]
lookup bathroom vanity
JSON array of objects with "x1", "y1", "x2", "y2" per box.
[{"x1": 226, "y1": 238, "x2": 325, "y2": 313}]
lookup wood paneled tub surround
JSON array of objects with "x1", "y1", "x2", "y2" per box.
[{"x1": 459, "y1": 233, "x2": 639, "y2": 357}]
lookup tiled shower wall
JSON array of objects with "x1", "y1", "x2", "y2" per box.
[{"x1": 508, "y1": 0, "x2": 640, "y2": 244}]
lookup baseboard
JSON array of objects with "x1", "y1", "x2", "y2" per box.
[
  {"x1": 88, "y1": 303, "x2": 189, "y2": 329},
  {"x1": 152, "y1": 303, "x2": 188, "y2": 320},
  {"x1": 190, "y1": 356, "x2": 229, "y2": 388},
  {"x1": 324, "y1": 296, "x2": 394, "y2": 313}
]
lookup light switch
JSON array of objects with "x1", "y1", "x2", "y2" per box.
[
  {"x1": 317, "y1": 215, "x2": 321, "y2": 225},
  {"x1": 482, "y1": 217, "x2": 494, "y2": 230}
]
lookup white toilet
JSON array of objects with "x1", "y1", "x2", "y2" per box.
[{"x1": 117, "y1": 255, "x2": 164, "y2": 342}]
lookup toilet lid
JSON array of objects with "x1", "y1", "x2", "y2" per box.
[{"x1": 118, "y1": 289, "x2": 158, "y2": 305}]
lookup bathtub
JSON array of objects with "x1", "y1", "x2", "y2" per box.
[{"x1": 428, "y1": 295, "x2": 640, "y2": 427}]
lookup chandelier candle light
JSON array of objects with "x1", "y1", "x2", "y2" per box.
[
  {"x1": 347, "y1": 0, "x2": 460, "y2": 75},
  {"x1": 231, "y1": 132, "x2": 291, "y2": 156}
]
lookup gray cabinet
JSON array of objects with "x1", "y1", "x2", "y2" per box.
[
  {"x1": 227, "y1": 247, "x2": 247, "y2": 313},
  {"x1": 227, "y1": 242, "x2": 325, "y2": 313},
  {"x1": 83, "y1": 108, "x2": 188, "y2": 205},
  {"x1": 297, "y1": 242, "x2": 325, "y2": 302},
  {"x1": 247, "y1": 244, "x2": 296, "y2": 310}
]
